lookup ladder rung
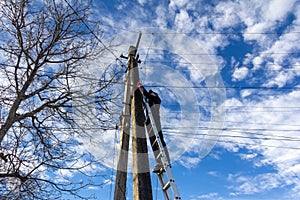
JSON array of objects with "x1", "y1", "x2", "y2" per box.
[
  {"x1": 162, "y1": 181, "x2": 171, "y2": 191},
  {"x1": 151, "y1": 139, "x2": 159, "y2": 148},
  {"x1": 157, "y1": 152, "x2": 162, "y2": 160},
  {"x1": 157, "y1": 168, "x2": 166, "y2": 175}
]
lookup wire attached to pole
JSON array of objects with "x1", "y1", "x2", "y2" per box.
[
  {"x1": 109, "y1": 124, "x2": 119, "y2": 200},
  {"x1": 141, "y1": 33, "x2": 154, "y2": 83}
]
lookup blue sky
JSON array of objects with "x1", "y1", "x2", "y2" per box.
[{"x1": 72, "y1": 0, "x2": 300, "y2": 199}]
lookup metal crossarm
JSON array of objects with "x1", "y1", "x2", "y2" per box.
[{"x1": 142, "y1": 96, "x2": 181, "y2": 200}]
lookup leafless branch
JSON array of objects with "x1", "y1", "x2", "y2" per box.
[{"x1": 0, "y1": 0, "x2": 121, "y2": 199}]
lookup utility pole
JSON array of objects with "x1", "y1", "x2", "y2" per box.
[{"x1": 114, "y1": 33, "x2": 153, "y2": 200}]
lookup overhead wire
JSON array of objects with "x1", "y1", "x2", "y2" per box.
[
  {"x1": 99, "y1": 22, "x2": 300, "y2": 35},
  {"x1": 158, "y1": 108, "x2": 300, "y2": 113},
  {"x1": 138, "y1": 52, "x2": 300, "y2": 56},
  {"x1": 109, "y1": 126, "x2": 118, "y2": 200},
  {"x1": 11, "y1": 122, "x2": 300, "y2": 150},
  {"x1": 105, "y1": 48, "x2": 300, "y2": 56},
  {"x1": 163, "y1": 118, "x2": 300, "y2": 131},
  {"x1": 139, "y1": 63, "x2": 300, "y2": 70},
  {"x1": 210, "y1": 120, "x2": 300, "y2": 128},
  {"x1": 13, "y1": 120, "x2": 300, "y2": 133},
  {"x1": 163, "y1": 132, "x2": 300, "y2": 150},
  {"x1": 63, "y1": 0, "x2": 127, "y2": 67},
  {"x1": 148, "y1": 84, "x2": 300, "y2": 90},
  {"x1": 163, "y1": 127, "x2": 300, "y2": 140},
  {"x1": 72, "y1": 79, "x2": 300, "y2": 90},
  {"x1": 140, "y1": 33, "x2": 154, "y2": 83}
]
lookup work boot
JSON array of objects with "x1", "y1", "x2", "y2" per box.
[
  {"x1": 152, "y1": 148, "x2": 164, "y2": 173},
  {"x1": 152, "y1": 146, "x2": 172, "y2": 173},
  {"x1": 152, "y1": 163, "x2": 164, "y2": 173}
]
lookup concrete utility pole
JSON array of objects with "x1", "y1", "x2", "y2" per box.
[{"x1": 114, "y1": 33, "x2": 153, "y2": 200}]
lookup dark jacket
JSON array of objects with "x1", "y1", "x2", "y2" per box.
[
  {"x1": 140, "y1": 86, "x2": 161, "y2": 107},
  {"x1": 139, "y1": 86, "x2": 166, "y2": 148}
]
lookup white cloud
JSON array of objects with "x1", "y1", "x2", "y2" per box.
[
  {"x1": 257, "y1": 21, "x2": 300, "y2": 88},
  {"x1": 169, "y1": 0, "x2": 189, "y2": 10},
  {"x1": 115, "y1": 1, "x2": 127, "y2": 10},
  {"x1": 240, "y1": 89, "x2": 252, "y2": 98},
  {"x1": 56, "y1": 168, "x2": 74, "y2": 179},
  {"x1": 264, "y1": 70, "x2": 295, "y2": 88},
  {"x1": 179, "y1": 156, "x2": 201, "y2": 168},
  {"x1": 228, "y1": 172, "x2": 293, "y2": 196},
  {"x1": 232, "y1": 67, "x2": 249, "y2": 81},
  {"x1": 137, "y1": 0, "x2": 147, "y2": 5},
  {"x1": 252, "y1": 56, "x2": 264, "y2": 70},
  {"x1": 236, "y1": 0, "x2": 297, "y2": 46},
  {"x1": 208, "y1": 171, "x2": 219, "y2": 177},
  {"x1": 155, "y1": 5, "x2": 168, "y2": 28},
  {"x1": 239, "y1": 153, "x2": 257, "y2": 160},
  {"x1": 213, "y1": 1, "x2": 241, "y2": 30},
  {"x1": 195, "y1": 192, "x2": 221, "y2": 199},
  {"x1": 221, "y1": 89, "x2": 300, "y2": 195},
  {"x1": 174, "y1": 9, "x2": 194, "y2": 32},
  {"x1": 264, "y1": 0, "x2": 297, "y2": 21}
]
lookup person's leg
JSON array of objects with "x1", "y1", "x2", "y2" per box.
[
  {"x1": 163, "y1": 146, "x2": 171, "y2": 166},
  {"x1": 147, "y1": 125, "x2": 163, "y2": 172},
  {"x1": 158, "y1": 131, "x2": 171, "y2": 164}
]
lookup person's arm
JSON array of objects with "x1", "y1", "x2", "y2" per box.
[
  {"x1": 154, "y1": 94, "x2": 161, "y2": 104},
  {"x1": 137, "y1": 82, "x2": 151, "y2": 99},
  {"x1": 137, "y1": 82, "x2": 161, "y2": 104}
]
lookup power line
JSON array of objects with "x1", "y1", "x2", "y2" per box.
[
  {"x1": 213, "y1": 120, "x2": 300, "y2": 128},
  {"x1": 108, "y1": 48, "x2": 300, "y2": 56},
  {"x1": 158, "y1": 108, "x2": 300, "y2": 113},
  {"x1": 9, "y1": 120, "x2": 300, "y2": 150},
  {"x1": 180, "y1": 119, "x2": 300, "y2": 130},
  {"x1": 63, "y1": 0, "x2": 126, "y2": 66},
  {"x1": 138, "y1": 52, "x2": 300, "y2": 56},
  {"x1": 149, "y1": 84, "x2": 300, "y2": 90},
  {"x1": 140, "y1": 62, "x2": 300, "y2": 69},
  {"x1": 140, "y1": 34, "x2": 154, "y2": 83},
  {"x1": 83, "y1": 57, "x2": 300, "y2": 72},
  {"x1": 163, "y1": 126, "x2": 300, "y2": 137},
  {"x1": 88, "y1": 80, "x2": 300, "y2": 90},
  {"x1": 164, "y1": 132, "x2": 300, "y2": 150},
  {"x1": 66, "y1": 79, "x2": 299, "y2": 90},
  {"x1": 162, "y1": 105, "x2": 300, "y2": 109},
  {"x1": 109, "y1": 127, "x2": 118, "y2": 200},
  {"x1": 99, "y1": 23, "x2": 300, "y2": 35}
]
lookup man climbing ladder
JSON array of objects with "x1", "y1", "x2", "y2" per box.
[
  {"x1": 136, "y1": 82, "x2": 171, "y2": 173},
  {"x1": 137, "y1": 82, "x2": 181, "y2": 200}
]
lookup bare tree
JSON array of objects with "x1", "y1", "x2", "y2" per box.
[{"x1": 0, "y1": 0, "x2": 121, "y2": 199}]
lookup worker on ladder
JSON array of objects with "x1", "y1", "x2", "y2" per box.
[{"x1": 136, "y1": 82, "x2": 171, "y2": 173}]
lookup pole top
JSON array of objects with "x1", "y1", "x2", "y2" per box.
[
  {"x1": 135, "y1": 31, "x2": 142, "y2": 49},
  {"x1": 128, "y1": 32, "x2": 142, "y2": 56},
  {"x1": 128, "y1": 46, "x2": 137, "y2": 56}
]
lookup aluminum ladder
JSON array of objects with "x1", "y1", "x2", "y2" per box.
[{"x1": 143, "y1": 97, "x2": 181, "y2": 200}]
